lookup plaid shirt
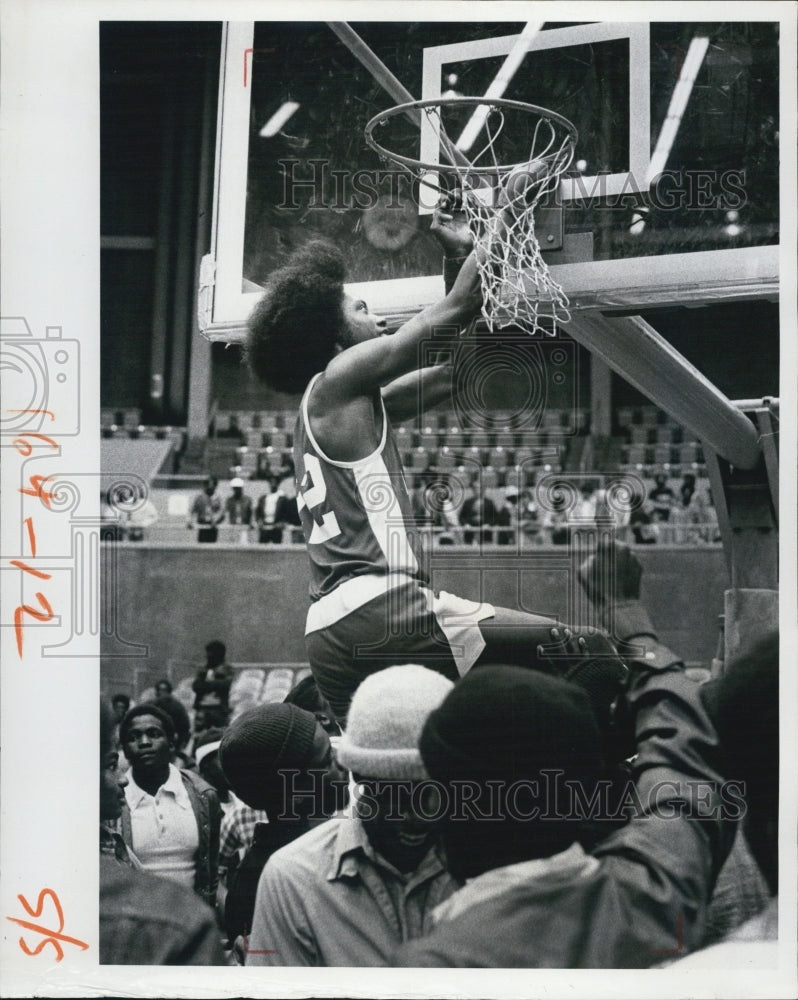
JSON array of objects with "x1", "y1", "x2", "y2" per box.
[{"x1": 219, "y1": 797, "x2": 269, "y2": 872}]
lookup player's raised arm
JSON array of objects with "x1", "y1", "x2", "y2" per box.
[
  {"x1": 245, "y1": 230, "x2": 479, "y2": 409},
  {"x1": 323, "y1": 269, "x2": 479, "y2": 404}
]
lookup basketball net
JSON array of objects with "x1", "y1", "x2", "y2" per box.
[{"x1": 428, "y1": 105, "x2": 575, "y2": 336}]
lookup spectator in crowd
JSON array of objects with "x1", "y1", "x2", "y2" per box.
[
  {"x1": 246, "y1": 665, "x2": 458, "y2": 966},
  {"x1": 672, "y1": 471, "x2": 710, "y2": 543},
  {"x1": 154, "y1": 693, "x2": 194, "y2": 769},
  {"x1": 254, "y1": 474, "x2": 299, "y2": 544},
  {"x1": 459, "y1": 490, "x2": 499, "y2": 545},
  {"x1": 517, "y1": 487, "x2": 541, "y2": 547},
  {"x1": 571, "y1": 479, "x2": 599, "y2": 526},
  {"x1": 539, "y1": 490, "x2": 570, "y2": 544},
  {"x1": 155, "y1": 679, "x2": 173, "y2": 698},
  {"x1": 414, "y1": 473, "x2": 462, "y2": 545},
  {"x1": 193, "y1": 727, "x2": 232, "y2": 807},
  {"x1": 649, "y1": 472, "x2": 675, "y2": 522},
  {"x1": 219, "y1": 702, "x2": 349, "y2": 954},
  {"x1": 111, "y1": 693, "x2": 131, "y2": 749},
  {"x1": 191, "y1": 708, "x2": 211, "y2": 746},
  {"x1": 217, "y1": 795, "x2": 269, "y2": 910},
  {"x1": 192, "y1": 640, "x2": 234, "y2": 725},
  {"x1": 225, "y1": 477, "x2": 254, "y2": 528},
  {"x1": 118, "y1": 703, "x2": 223, "y2": 910},
  {"x1": 283, "y1": 674, "x2": 342, "y2": 737},
  {"x1": 100, "y1": 488, "x2": 126, "y2": 542},
  {"x1": 188, "y1": 475, "x2": 225, "y2": 543},
  {"x1": 126, "y1": 482, "x2": 160, "y2": 541},
  {"x1": 670, "y1": 629, "x2": 779, "y2": 967},
  {"x1": 495, "y1": 486, "x2": 519, "y2": 545},
  {"x1": 112, "y1": 693, "x2": 131, "y2": 724},
  {"x1": 100, "y1": 700, "x2": 226, "y2": 966},
  {"x1": 394, "y1": 543, "x2": 738, "y2": 967},
  {"x1": 630, "y1": 489, "x2": 658, "y2": 544},
  {"x1": 276, "y1": 456, "x2": 297, "y2": 500},
  {"x1": 100, "y1": 699, "x2": 139, "y2": 868}
]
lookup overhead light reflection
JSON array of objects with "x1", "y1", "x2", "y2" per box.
[
  {"x1": 260, "y1": 101, "x2": 301, "y2": 138},
  {"x1": 647, "y1": 37, "x2": 709, "y2": 184}
]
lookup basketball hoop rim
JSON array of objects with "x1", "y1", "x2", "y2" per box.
[{"x1": 364, "y1": 96, "x2": 578, "y2": 177}]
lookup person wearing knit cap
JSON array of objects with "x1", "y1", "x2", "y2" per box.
[
  {"x1": 395, "y1": 644, "x2": 737, "y2": 967},
  {"x1": 118, "y1": 703, "x2": 222, "y2": 910},
  {"x1": 218, "y1": 702, "x2": 348, "y2": 956},
  {"x1": 246, "y1": 665, "x2": 458, "y2": 967},
  {"x1": 419, "y1": 666, "x2": 606, "y2": 883}
]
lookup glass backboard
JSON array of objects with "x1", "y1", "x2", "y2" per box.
[{"x1": 204, "y1": 19, "x2": 779, "y2": 339}]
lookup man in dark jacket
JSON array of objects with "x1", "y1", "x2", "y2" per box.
[
  {"x1": 100, "y1": 699, "x2": 225, "y2": 965},
  {"x1": 394, "y1": 553, "x2": 737, "y2": 968},
  {"x1": 218, "y1": 701, "x2": 348, "y2": 956},
  {"x1": 119, "y1": 703, "x2": 222, "y2": 910}
]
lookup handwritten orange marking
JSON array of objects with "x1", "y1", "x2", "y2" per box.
[
  {"x1": 13, "y1": 592, "x2": 54, "y2": 657},
  {"x1": 243, "y1": 47, "x2": 275, "y2": 87},
  {"x1": 12, "y1": 432, "x2": 59, "y2": 456},
  {"x1": 24, "y1": 517, "x2": 36, "y2": 556},
  {"x1": 7, "y1": 408, "x2": 56, "y2": 421},
  {"x1": 651, "y1": 909, "x2": 684, "y2": 956},
  {"x1": 6, "y1": 888, "x2": 88, "y2": 962},
  {"x1": 18, "y1": 474, "x2": 58, "y2": 510},
  {"x1": 242, "y1": 933, "x2": 279, "y2": 955},
  {"x1": 10, "y1": 560, "x2": 52, "y2": 580}
]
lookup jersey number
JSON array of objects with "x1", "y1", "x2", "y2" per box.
[{"x1": 298, "y1": 454, "x2": 342, "y2": 544}]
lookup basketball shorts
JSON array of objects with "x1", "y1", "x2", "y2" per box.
[{"x1": 305, "y1": 573, "x2": 495, "y2": 724}]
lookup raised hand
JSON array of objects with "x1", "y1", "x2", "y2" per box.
[{"x1": 429, "y1": 189, "x2": 473, "y2": 258}]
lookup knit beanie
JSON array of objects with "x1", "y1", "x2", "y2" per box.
[
  {"x1": 336, "y1": 665, "x2": 454, "y2": 781},
  {"x1": 219, "y1": 703, "x2": 318, "y2": 810},
  {"x1": 420, "y1": 665, "x2": 604, "y2": 877}
]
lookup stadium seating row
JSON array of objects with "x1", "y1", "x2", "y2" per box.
[{"x1": 213, "y1": 407, "x2": 592, "y2": 435}]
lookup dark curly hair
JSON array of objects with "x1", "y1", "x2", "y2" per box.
[{"x1": 245, "y1": 241, "x2": 347, "y2": 393}]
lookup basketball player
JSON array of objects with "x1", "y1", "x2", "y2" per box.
[{"x1": 246, "y1": 206, "x2": 623, "y2": 722}]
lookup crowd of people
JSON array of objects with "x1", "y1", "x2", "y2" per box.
[
  {"x1": 178, "y1": 467, "x2": 718, "y2": 549},
  {"x1": 187, "y1": 472, "x2": 302, "y2": 544},
  {"x1": 100, "y1": 543, "x2": 778, "y2": 968},
  {"x1": 100, "y1": 204, "x2": 777, "y2": 971}
]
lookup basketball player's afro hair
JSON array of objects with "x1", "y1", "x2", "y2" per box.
[{"x1": 245, "y1": 241, "x2": 347, "y2": 394}]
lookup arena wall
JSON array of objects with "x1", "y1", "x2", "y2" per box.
[{"x1": 101, "y1": 544, "x2": 728, "y2": 696}]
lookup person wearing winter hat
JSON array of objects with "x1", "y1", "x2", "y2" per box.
[
  {"x1": 246, "y1": 665, "x2": 458, "y2": 967},
  {"x1": 395, "y1": 648, "x2": 736, "y2": 966},
  {"x1": 218, "y1": 702, "x2": 347, "y2": 955}
]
